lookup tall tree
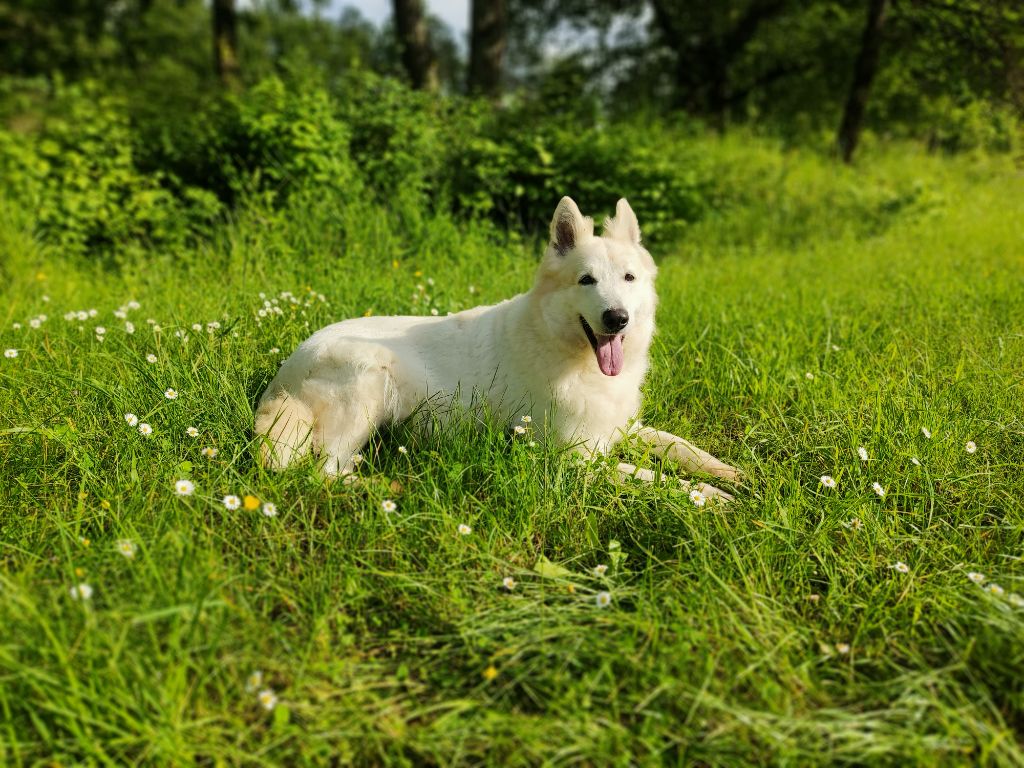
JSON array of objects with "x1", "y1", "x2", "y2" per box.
[
  {"x1": 212, "y1": 0, "x2": 241, "y2": 89},
  {"x1": 468, "y1": 0, "x2": 507, "y2": 98},
  {"x1": 393, "y1": 0, "x2": 439, "y2": 91},
  {"x1": 836, "y1": 0, "x2": 889, "y2": 162}
]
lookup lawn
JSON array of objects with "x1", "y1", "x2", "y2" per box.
[{"x1": 2, "y1": 141, "x2": 1023, "y2": 765}]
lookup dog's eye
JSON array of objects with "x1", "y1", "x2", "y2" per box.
[
  {"x1": 578, "y1": 274, "x2": 596, "y2": 286},
  {"x1": 624, "y1": 273, "x2": 635, "y2": 282}
]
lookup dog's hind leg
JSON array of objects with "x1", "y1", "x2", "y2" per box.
[
  {"x1": 614, "y1": 461, "x2": 734, "y2": 502},
  {"x1": 255, "y1": 392, "x2": 315, "y2": 470},
  {"x1": 633, "y1": 426, "x2": 743, "y2": 482}
]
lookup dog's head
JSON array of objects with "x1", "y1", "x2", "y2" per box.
[{"x1": 532, "y1": 196, "x2": 658, "y2": 377}]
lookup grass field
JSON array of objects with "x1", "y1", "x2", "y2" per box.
[{"x1": 2, "y1": 141, "x2": 1024, "y2": 765}]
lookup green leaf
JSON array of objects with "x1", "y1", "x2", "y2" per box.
[{"x1": 533, "y1": 555, "x2": 574, "y2": 580}]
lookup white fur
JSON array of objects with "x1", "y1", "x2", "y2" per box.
[{"x1": 255, "y1": 197, "x2": 740, "y2": 497}]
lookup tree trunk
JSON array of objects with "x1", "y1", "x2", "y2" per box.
[
  {"x1": 393, "y1": 0, "x2": 439, "y2": 91},
  {"x1": 837, "y1": 0, "x2": 890, "y2": 163},
  {"x1": 212, "y1": 0, "x2": 241, "y2": 90},
  {"x1": 468, "y1": 0, "x2": 507, "y2": 99}
]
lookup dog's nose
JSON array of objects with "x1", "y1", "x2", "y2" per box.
[{"x1": 602, "y1": 308, "x2": 629, "y2": 333}]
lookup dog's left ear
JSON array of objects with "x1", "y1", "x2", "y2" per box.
[{"x1": 604, "y1": 198, "x2": 641, "y2": 245}]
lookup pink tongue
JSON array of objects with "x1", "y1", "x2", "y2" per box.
[{"x1": 595, "y1": 334, "x2": 624, "y2": 376}]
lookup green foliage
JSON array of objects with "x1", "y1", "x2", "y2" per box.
[{"x1": 0, "y1": 80, "x2": 220, "y2": 256}]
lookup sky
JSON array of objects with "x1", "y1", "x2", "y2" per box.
[{"x1": 330, "y1": 0, "x2": 470, "y2": 38}]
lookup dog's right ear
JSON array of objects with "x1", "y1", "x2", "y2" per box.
[{"x1": 549, "y1": 196, "x2": 592, "y2": 255}]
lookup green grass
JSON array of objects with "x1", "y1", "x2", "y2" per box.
[{"x1": 2, "y1": 141, "x2": 1023, "y2": 765}]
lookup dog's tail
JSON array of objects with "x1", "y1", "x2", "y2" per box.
[{"x1": 255, "y1": 391, "x2": 314, "y2": 470}]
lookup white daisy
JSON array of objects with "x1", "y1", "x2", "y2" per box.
[
  {"x1": 430, "y1": 308, "x2": 439, "y2": 316},
  {"x1": 4, "y1": 349, "x2": 18, "y2": 358},
  {"x1": 857, "y1": 446, "x2": 869, "y2": 461},
  {"x1": 258, "y1": 689, "x2": 278, "y2": 711},
  {"x1": 245, "y1": 670, "x2": 263, "y2": 693},
  {"x1": 186, "y1": 426, "x2": 199, "y2": 437},
  {"x1": 457, "y1": 523, "x2": 472, "y2": 536},
  {"x1": 595, "y1": 591, "x2": 612, "y2": 608},
  {"x1": 116, "y1": 539, "x2": 137, "y2": 559},
  {"x1": 201, "y1": 446, "x2": 218, "y2": 458},
  {"x1": 986, "y1": 583, "x2": 1005, "y2": 596},
  {"x1": 114, "y1": 309, "x2": 127, "y2": 319},
  {"x1": 521, "y1": 415, "x2": 532, "y2": 423},
  {"x1": 911, "y1": 457, "x2": 921, "y2": 466},
  {"x1": 1008, "y1": 593, "x2": 1024, "y2": 608},
  {"x1": 94, "y1": 326, "x2": 106, "y2": 336},
  {"x1": 965, "y1": 441, "x2": 977, "y2": 454},
  {"x1": 127, "y1": 300, "x2": 140, "y2": 310},
  {"x1": 967, "y1": 571, "x2": 986, "y2": 584},
  {"x1": 871, "y1": 482, "x2": 885, "y2": 497},
  {"x1": 261, "y1": 502, "x2": 277, "y2": 518},
  {"x1": 398, "y1": 446, "x2": 408, "y2": 454},
  {"x1": 835, "y1": 643, "x2": 851, "y2": 655},
  {"x1": 805, "y1": 372, "x2": 814, "y2": 380},
  {"x1": 513, "y1": 425, "x2": 526, "y2": 435},
  {"x1": 164, "y1": 388, "x2": 178, "y2": 400},
  {"x1": 502, "y1": 576, "x2": 516, "y2": 590},
  {"x1": 593, "y1": 564, "x2": 608, "y2": 577},
  {"x1": 124, "y1": 413, "x2": 139, "y2": 427},
  {"x1": 892, "y1": 561, "x2": 909, "y2": 573},
  {"x1": 138, "y1": 423, "x2": 153, "y2": 436},
  {"x1": 13, "y1": 322, "x2": 22, "y2": 330},
  {"x1": 269, "y1": 347, "x2": 280, "y2": 354},
  {"x1": 689, "y1": 489, "x2": 707, "y2": 507},
  {"x1": 146, "y1": 354, "x2": 158, "y2": 364},
  {"x1": 820, "y1": 475, "x2": 837, "y2": 489},
  {"x1": 125, "y1": 321, "x2": 135, "y2": 334},
  {"x1": 29, "y1": 318, "x2": 40, "y2": 328},
  {"x1": 175, "y1": 479, "x2": 195, "y2": 496},
  {"x1": 191, "y1": 323, "x2": 202, "y2": 332},
  {"x1": 921, "y1": 427, "x2": 931, "y2": 439},
  {"x1": 381, "y1": 499, "x2": 397, "y2": 513},
  {"x1": 351, "y1": 453, "x2": 363, "y2": 465},
  {"x1": 69, "y1": 583, "x2": 93, "y2": 601},
  {"x1": 222, "y1": 495, "x2": 241, "y2": 510}
]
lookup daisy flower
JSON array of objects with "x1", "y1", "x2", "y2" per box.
[
  {"x1": 921, "y1": 427, "x2": 931, "y2": 439},
  {"x1": 186, "y1": 426, "x2": 199, "y2": 437},
  {"x1": 843, "y1": 517, "x2": 863, "y2": 531},
  {"x1": 835, "y1": 643, "x2": 851, "y2": 655},
  {"x1": 381, "y1": 499, "x2": 397, "y2": 513},
  {"x1": 4, "y1": 349, "x2": 18, "y2": 358},
  {"x1": 222, "y1": 495, "x2": 241, "y2": 510},
  {"x1": 164, "y1": 388, "x2": 178, "y2": 400},
  {"x1": 69, "y1": 583, "x2": 93, "y2": 601},
  {"x1": 146, "y1": 354, "x2": 158, "y2": 363},
  {"x1": 1008, "y1": 593, "x2": 1024, "y2": 608},
  {"x1": 857, "y1": 446, "x2": 869, "y2": 462},
  {"x1": 986, "y1": 583, "x2": 1005, "y2": 596},
  {"x1": 125, "y1": 322, "x2": 135, "y2": 334},
  {"x1": 820, "y1": 475, "x2": 837, "y2": 489},
  {"x1": 257, "y1": 689, "x2": 278, "y2": 711},
  {"x1": 398, "y1": 445, "x2": 408, "y2": 454},
  {"x1": 911, "y1": 457, "x2": 921, "y2": 466},
  {"x1": 245, "y1": 670, "x2": 263, "y2": 693},
  {"x1": 175, "y1": 479, "x2": 195, "y2": 496},
  {"x1": 457, "y1": 523, "x2": 472, "y2": 536},
  {"x1": 805, "y1": 372, "x2": 814, "y2": 380},
  {"x1": 965, "y1": 441, "x2": 977, "y2": 454},
  {"x1": 593, "y1": 564, "x2": 608, "y2": 577},
  {"x1": 94, "y1": 326, "x2": 106, "y2": 336},
  {"x1": 127, "y1": 300, "x2": 140, "y2": 310},
  {"x1": 595, "y1": 591, "x2": 612, "y2": 608},
  {"x1": 871, "y1": 482, "x2": 885, "y2": 497},
  {"x1": 138, "y1": 423, "x2": 153, "y2": 436},
  {"x1": 124, "y1": 413, "x2": 139, "y2": 427},
  {"x1": 351, "y1": 453, "x2": 363, "y2": 465},
  {"x1": 513, "y1": 425, "x2": 526, "y2": 435},
  {"x1": 261, "y1": 502, "x2": 277, "y2": 518},
  {"x1": 116, "y1": 539, "x2": 137, "y2": 559},
  {"x1": 892, "y1": 561, "x2": 909, "y2": 574},
  {"x1": 502, "y1": 576, "x2": 516, "y2": 590},
  {"x1": 967, "y1": 571, "x2": 986, "y2": 584},
  {"x1": 191, "y1": 323, "x2": 202, "y2": 332},
  {"x1": 689, "y1": 489, "x2": 707, "y2": 507},
  {"x1": 521, "y1": 415, "x2": 532, "y2": 424},
  {"x1": 201, "y1": 446, "x2": 218, "y2": 458}
]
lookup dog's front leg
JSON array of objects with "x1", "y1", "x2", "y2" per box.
[
  {"x1": 614, "y1": 462, "x2": 734, "y2": 502},
  {"x1": 633, "y1": 426, "x2": 743, "y2": 482}
]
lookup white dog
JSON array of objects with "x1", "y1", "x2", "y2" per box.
[{"x1": 255, "y1": 197, "x2": 740, "y2": 499}]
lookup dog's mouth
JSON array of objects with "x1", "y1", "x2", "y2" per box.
[{"x1": 580, "y1": 316, "x2": 624, "y2": 377}]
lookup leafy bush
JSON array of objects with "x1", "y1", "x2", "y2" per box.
[{"x1": 0, "y1": 80, "x2": 220, "y2": 255}]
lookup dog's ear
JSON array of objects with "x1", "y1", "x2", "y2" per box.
[
  {"x1": 550, "y1": 196, "x2": 592, "y2": 255},
  {"x1": 604, "y1": 198, "x2": 641, "y2": 245}
]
